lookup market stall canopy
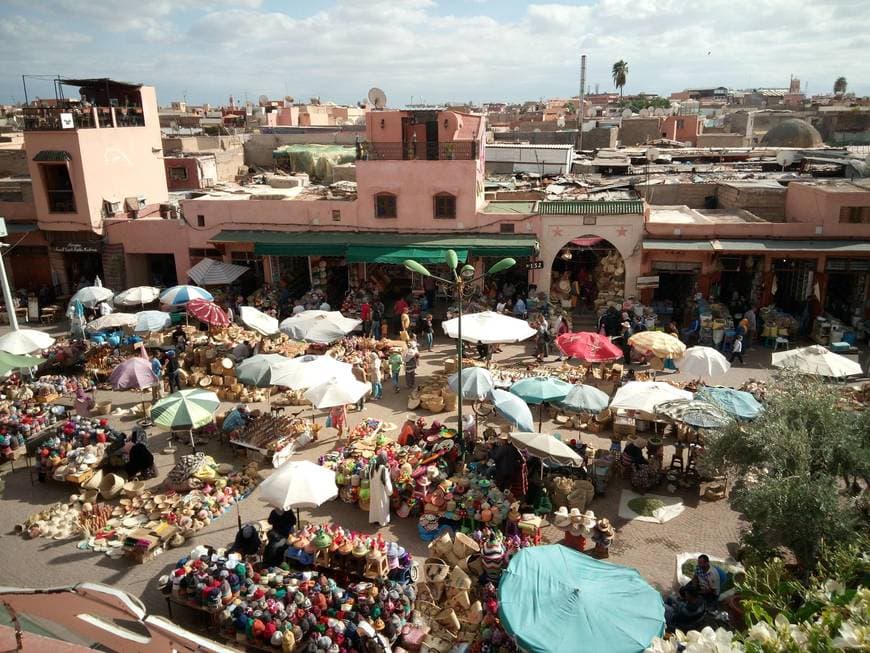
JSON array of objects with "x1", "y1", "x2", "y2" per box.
[
  {"x1": 655, "y1": 398, "x2": 732, "y2": 429},
  {"x1": 85, "y1": 313, "x2": 137, "y2": 333},
  {"x1": 109, "y1": 357, "x2": 157, "y2": 390},
  {"x1": 555, "y1": 331, "x2": 623, "y2": 362},
  {"x1": 71, "y1": 285, "x2": 114, "y2": 308},
  {"x1": 239, "y1": 306, "x2": 279, "y2": 337},
  {"x1": 628, "y1": 331, "x2": 686, "y2": 359},
  {"x1": 509, "y1": 432, "x2": 584, "y2": 467},
  {"x1": 186, "y1": 299, "x2": 229, "y2": 327},
  {"x1": 113, "y1": 286, "x2": 161, "y2": 307},
  {"x1": 303, "y1": 377, "x2": 370, "y2": 409},
  {"x1": 0, "y1": 351, "x2": 45, "y2": 376},
  {"x1": 0, "y1": 328, "x2": 56, "y2": 355},
  {"x1": 159, "y1": 285, "x2": 214, "y2": 306},
  {"x1": 442, "y1": 311, "x2": 536, "y2": 345},
  {"x1": 696, "y1": 386, "x2": 763, "y2": 420},
  {"x1": 448, "y1": 367, "x2": 494, "y2": 401},
  {"x1": 259, "y1": 460, "x2": 337, "y2": 510},
  {"x1": 187, "y1": 258, "x2": 249, "y2": 286},
  {"x1": 771, "y1": 344, "x2": 862, "y2": 378},
  {"x1": 499, "y1": 545, "x2": 665, "y2": 653},
  {"x1": 559, "y1": 384, "x2": 610, "y2": 414},
  {"x1": 279, "y1": 311, "x2": 361, "y2": 344},
  {"x1": 134, "y1": 310, "x2": 172, "y2": 333},
  {"x1": 677, "y1": 346, "x2": 731, "y2": 379},
  {"x1": 235, "y1": 354, "x2": 293, "y2": 388},
  {"x1": 510, "y1": 376, "x2": 572, "y2": 405},
  {"x1": 271, "y1": 354, "x2": 353, "y2": 391},
  {"x1": 610, "y1": 381, "x2": 693, "y2": 415},
  {"x1": 151, "y1": 388, "x2": 220, "y2": 430},
  {"x1": 489, "y1": 388, "x2": 535, "y2": 432},
  {"x1": 210, "y1": 230, "x2": 538, "y2": 262}
]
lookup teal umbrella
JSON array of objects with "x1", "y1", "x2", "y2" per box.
[
  {"x1": 151, "y1": 389, "x2": 220, "y2": 450},
  {"x1": 489, "y1": 389, "x2": 535, "y2": 433},
  {"x1": 0, "y1": 351, "x2": 45, "y2": 376},
  {"x1": 559, "y1": 384, "x2": 609, "y2": 413},
  {"x1": 448, "y1": 367, "x2": 494, "y2": 401},
  {"x1": 499, "y1": 545, "x2": 665, "y2": 653},
  {"x1": 696, "y1": 386, "x2": 763, "y2": 420},
  {"x1": 510, "y1": 376, "x2": 572, "y2": 431},
  {"x1": 236, "y1": 354, "x2": 293, "y2": 388}
]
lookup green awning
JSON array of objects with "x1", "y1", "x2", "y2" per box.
[
  {"x1": 32, "y1": 150, "x2": 71, "y2": 162},
  {"x1": 643, "y1": 240, "x2": 714, "y2": 251},
  {"x1": 209, "y1": 230, "x2": 538, "y2": 261}
]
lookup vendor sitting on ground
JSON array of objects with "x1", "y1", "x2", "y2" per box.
[
  {"x1": 263, "y1": 507, "x2": 298, "y2": 567},
  {"x1": 398, "y1": 416, "x2": 425, "y2": 446},
  {"x1": 681, "y1": 554, "x2": 721, "y2": 606},
  {"x1": 229, "y1": 522, "x2": 262, "y2": 558},
  {"x1": 623, "y1": 438, "x2": 648, "y2": 467},
  {"x1": 222, "y1": 404, "x2": 251, "y2": 438},
  {"x1": 125, "y1": 426, "x2": 157, "y2": 479},
  {"x1": 665, "y1": 585, "x2": 707, "y2": 632}
]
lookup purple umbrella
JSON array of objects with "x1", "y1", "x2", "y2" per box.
[{"x1": 109, "y1": 357, "x2": 158, "y2": 390}]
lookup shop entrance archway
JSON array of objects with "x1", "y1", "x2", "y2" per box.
[{"x1": 548, "y1": 236, "x2": 624, "y2": 315}]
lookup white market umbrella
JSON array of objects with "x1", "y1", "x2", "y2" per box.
[
  {"x1": 442, "y1": 310, "x2": 536, "y2": 344},
  {"x1": 509, "y1": 432, "x2": 584, "y2": 467},
  {"x1": 610, "y1": 381, "x2": 693, "y2": 415},
  {"x1": 272, "y1": 354, "x2": 353, "y2": 391},
  {"x1": 71, "y1": 285, "x2": 114, "y2": 308},
  {"x1": 134, "y1": 310, "x2": 172, "y2": 333},
  {"x1": 0, "y1": 328, "x2": 56, "y2": 355},
  {"x1": 677, "y1": 346, "x2": 731, "y2": 379},
  {"x1": 114, "y1": 286, "x2": 161, "y2": 307},
  {"x1": 772, "y1": 345, "x2": 862, "y2": 378},
  {"x1": 303, "y1": 376, "x2": 370, "y2": 409},
  {"x1": 240, "y1": 306, "x2": 279, "y2": 336},
  {"x1": 280, "y1": 310, "x2": 361, "y2": 344},
  {"x1": 187, "y1": 258, "x2": 249, "y2": 286},
  {"x1": 448, "y1": 367, "x2": 495, "y2": 401},
  {"x1": 85, "y1": 313, "x2": 137, "y2": 333},
  {"x1": 260, "y1": 460, "x2": 337, "y2": 510}
]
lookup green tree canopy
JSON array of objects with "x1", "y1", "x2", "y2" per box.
[
  {"x1": 612, "y1": 60, "x2": 629, "y2": 97},
  {"x1": 834, "y1": 76, "x2": 848, "y2": 94}
]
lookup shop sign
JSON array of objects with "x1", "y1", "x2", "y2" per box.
[
  {"x1": 53, "y1": 242, "x2": 101, "y2": 254},
  {"x1": 60, "y1": 113, "x2": 75, "y2": 129},
  {"x1": 636, "y1": 275, "x2": 660, "y2": 289},
  {"x1": 526, "y1": 260, "x2": 544, "y2": 270}
]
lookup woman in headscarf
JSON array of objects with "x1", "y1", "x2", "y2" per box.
[
  {"x1": 74, "y1": 387, "x2": 95, "y2": 417},
  {"x1": 125, "y1": 426, "x2": 156, "y2": 479},
  {"x1": 368, "y1": 453, "x2": 393, "y2": 526}
]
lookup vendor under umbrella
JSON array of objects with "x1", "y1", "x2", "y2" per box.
[{"x1": 125, "y1": 425, "x2": 157, "y2": 479}]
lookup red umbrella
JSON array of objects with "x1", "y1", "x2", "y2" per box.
[
  {"x1": 187, "y1": 298, "x2": 229, "y2": 327},
  {"x1": 556, "y1": 331, "x2": 623, "y2": 362}
]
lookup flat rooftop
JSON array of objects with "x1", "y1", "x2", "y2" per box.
[
  {"x1": 649, "y1": 205, "x2": 766, "y2": 225},
  {"x1": 186, "y1": 181, "x2": 357, "y2": 201}
]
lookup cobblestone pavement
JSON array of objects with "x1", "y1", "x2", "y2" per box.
[{"x1": 1, "y1": 320, "x2": 832, "y2": 625}]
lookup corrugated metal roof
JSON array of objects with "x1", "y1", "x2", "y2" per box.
[
  {"x1": 642, "y1": 240, "x2": 713, "y2": 251},
  {"x1": 643, "y1": 239, "x2": 870, "y2": 253},
  {"x1": 540, "y1": 200, "x2": 644, "y2": 215},
  {"x1": 32, "y1": 150, "x2": 71, "y2": 162}
]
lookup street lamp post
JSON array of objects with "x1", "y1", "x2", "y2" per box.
[{"x1": 404, "y1": 251, "x2": 515, "y2": 451}]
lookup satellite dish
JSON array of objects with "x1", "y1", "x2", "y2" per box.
[
  {"x1": 654, "y1": 108, "x2": 665, "y2": 116},
  {"x1": 646, "y1": 147, "x2": 660, "y2": 162},
  {"x1": 258, "y1": 94, "x2": 269, "y2": 106},
  {"x1": 639, "y1": 108, "x2": 650, "y2": 118},
  {"x1": 622, "y1": 108, "x2": 632, "y2": 118},
  {"x1": 556, "y1": 115, "x2": 566, "y2": 128},
  {"x1": 368, "y1": 87, "x2": 387, "y2": 109},
  {"x1": 776, "y1": 151, "x2": 796, "y2": 168}
]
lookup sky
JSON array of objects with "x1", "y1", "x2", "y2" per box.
[{"x1": 2, "y1": 0, "x2": 868, "y2": 107}]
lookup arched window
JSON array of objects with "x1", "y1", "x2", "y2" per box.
[
  {"x1": 433, "y1": 192, "x2": 456, "y2": 219},
  {"x1": 374, "y1": 192, "x2": 397, "y2": 218}
]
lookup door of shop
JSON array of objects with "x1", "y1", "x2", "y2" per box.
[
  {"x1": 824, "y1": 258, "x2": 869, "y2": 322},
  {"x1": 652, "y1": 262, "x2": 700, "y2": 326},
  {"x1": 772, "y1": 258, "x2": 817, "y2": 314}
]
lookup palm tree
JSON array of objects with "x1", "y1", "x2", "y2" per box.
[
  {"x1": 834, "y1": 76, "x2": 847, "y2": 95},
  {"x1": 612, "y1": 60, "x2": 629, "y2": 97}
]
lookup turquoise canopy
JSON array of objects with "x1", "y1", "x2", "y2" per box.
[
  {"x1": 499, "y1": 545, "x2": 665, "y2": 653},
  {"x1": 696, "y1": 386, "x2": 763, "y2": 420}
]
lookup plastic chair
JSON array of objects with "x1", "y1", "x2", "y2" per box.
[{"x1": 773, "y1": 336, "x2": 791, "y2": 351}]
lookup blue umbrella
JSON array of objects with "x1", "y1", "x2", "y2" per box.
[
  {"x1": 135, "y1": 310, "x2": 172, "y2": 333},
  {"x1": 490, "y1": 388, "x2": 534, "y2": 433},
  {"x1": 511, "y1": 376, "x2": 573, "y2": 431},
  {"x1": 696, "y1": 386, "x2": 763, "y2": 420},
  {"x1": 159, "y1": 284, "x2": 214, "y2": 306},
  {"x1": 448, "y1": 367, "x2": 494, "y2": 401},
  {"x1": 499, "y1": 545, "x2": 665, "y2": 653},
  {"x1": 559, "y1": 384, "x2": 609, "y2": 414}
]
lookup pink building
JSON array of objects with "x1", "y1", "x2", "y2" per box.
[{"x1": 661, "y1": 114, "x2": 703, "y2": 145}]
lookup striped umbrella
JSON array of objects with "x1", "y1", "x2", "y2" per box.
[
  {"x1": 159, "y1": 284, "x2": 214, "y2": 306},
  {"x1": 655, "y1": 399, "x2": 731, "y2": 429},
  {"x1": 186, "y1": 299, "x2": 229, "y2": 327},
  {"x1": 151, "y1": 388, "x2": 220, "y2": 431}
]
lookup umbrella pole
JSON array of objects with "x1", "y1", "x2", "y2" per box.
[
  {"x1": 189, "y1": 429, "x2": 196, "y2": 453},
  {"x1": 236, "y1": 499, "x2": 242, "y2": 530},
  {"x1": 538, "y1": 403, "x2": 544, "y2": 432}
]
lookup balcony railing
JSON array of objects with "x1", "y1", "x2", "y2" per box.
[
  {"x1": 356, "y1": 141, "x2": 478, "y2": 161},
  {"x1": 23, "y1": 106, "x2": 146, "y2": 131}
]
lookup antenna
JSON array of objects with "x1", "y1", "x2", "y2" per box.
[
  {"x1": 578, "y1": 53, "x2": 587, "y2": 152},
  {"x1": 622, "y1": 108, "x2": 632, "y2": 119},
  {"x1": 367, "y1": 87, "x2": 387, "y2": 109}
]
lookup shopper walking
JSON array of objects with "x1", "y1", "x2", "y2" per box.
[
  {"x1": 420, "y1": 313, "x2": 434, "y2": 351},
  {"x1": 388, "y1": 348, "x2": 403, "y2": 393},
  {"x1": 729, "y1": 335, "x2": 745, "y2": 365},
  {"x1": 368, "y1": 351, "x2": 383, "y2": 400}
]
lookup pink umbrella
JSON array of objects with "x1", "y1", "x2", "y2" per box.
[
  {"x1": 186, "y1": 298, "x2": 229, "y2": 327},
  {"x1": 556, "y1": 331, "x2": 623, "y2": 362},
  {"x1": 109, "y1": 357, "x2": 158, "y2": 390}
]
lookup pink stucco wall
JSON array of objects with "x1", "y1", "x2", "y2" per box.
[{"x1": 785, "y1": 182, "x2": 870, "y2": 228}]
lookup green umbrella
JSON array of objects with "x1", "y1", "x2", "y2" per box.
[
  {"x1": 235, "y1": 354, "x2": 292, "y2": 388},
  {"x1": 510, "y1": 376, "x2": 573, "y2": 431},
  {"x1": 0, "y1": 351, "x2": 45, "y2": 376},
  {"x1": 151, "y1": 389, "x2": 220, "y2": 450}
]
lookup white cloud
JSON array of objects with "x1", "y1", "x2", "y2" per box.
[{"x1": 2, "y1": 0, "x2": 868, "y2": 104}]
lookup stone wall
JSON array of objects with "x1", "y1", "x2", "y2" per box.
[
  {"x1": 696, "y1": 133, "x2": 748, "y2": 147},
  {"x1": 636, "y1": 183, "x2": 718, "y2": 208},
  {"x1": 717, "y1": 183, "x2": 786, "y2": 221},
  {"x1": 101, "y1": 243, "x2": 127, "y2": 291},
  {"x1": 618, "y1": 118, "x2": 663, "y2": 146}
]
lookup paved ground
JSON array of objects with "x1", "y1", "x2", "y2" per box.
[{"x1": 2, "y1": 320, "x2": 853, "y2": 632}]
